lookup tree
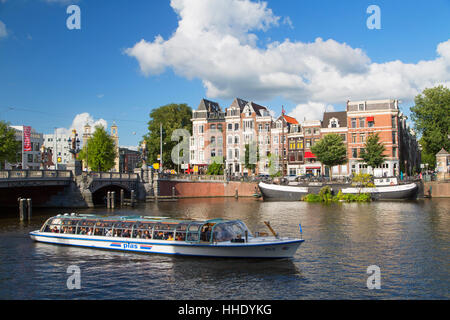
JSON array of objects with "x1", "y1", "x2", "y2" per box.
[
  {"x1": 411, "y1": 85, "x2": 450, "y2": 168},
  {"x1": 143, "y1": 103, "x2": 192, "y2": 170},
  {"x1": 359, "y1": 133, "x2": 386, "y2": 172},
  {"x1": 310, "y1": 133, "x2": 347, "y2": 178},
  {"x1": 79, "y1": 126, "x2": 117, "y2": 172},
  {"x1": 207, "y1": 160, "x2": 224, "y2": 175},
  {"x1": 0, "y1": 120, "x2": 20, "y2": 169},
  {"x1": 244, "y1": 143, "x2": 259, "y2": 174}
]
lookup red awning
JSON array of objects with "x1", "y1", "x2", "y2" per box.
[
  {"x1": 304, "y1": 151, "x2": 316, "y2": 158},
  {"x1": 366, "y1": 116, "x2": 374, "y2": 122}
]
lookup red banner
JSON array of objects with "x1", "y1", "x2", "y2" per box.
[{"x1": 23, "y1": 126, "x2": 32, "y2": 152}]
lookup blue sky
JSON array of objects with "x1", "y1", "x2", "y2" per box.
[{"x1": 0, "y1": 0, "x2": 449, "y2": 146}]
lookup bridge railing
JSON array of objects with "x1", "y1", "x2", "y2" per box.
[
  {"x1": 82, "y1": 172, "x2": 139, "y2": 180},
  {"x1": 0, "y1": 170, "x2": 72, "y2": 179}
]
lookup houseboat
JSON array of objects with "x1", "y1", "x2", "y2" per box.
[
  {"x1": 258, "y1": 177, "x2": 418, "y2": 201},
  {"x1": 29, "y1": 214, "x2": 304, "y2": 259}
]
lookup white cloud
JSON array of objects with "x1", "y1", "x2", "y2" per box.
[
  {"x1": 125, "y1": 0, "x2": 450, "y2": 118},
  {"x1": 289, "y1": 102, "x2": 335, "y2": 122},
  {"x1": 0, "y1": 20, "x2": 8, "y2": 39},
  {"x1": 56, "y1": 113, "x2": 107, "y2": 143}
]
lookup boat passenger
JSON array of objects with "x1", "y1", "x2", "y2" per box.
[
  {"x1": 87, "y1": 228, "x2": 93, "y2": 236},
  {"x1": 136, "y1": 231, "x2": 142, "y2": 239},
  {"x1": 143, "y1": 231, "x2": 151, "y2": 239},
  {"x1": 201, "y1": 226, "x2": 212, "y2": 242},
  {"x1": 122, "y1": 229, "x2": 130, "y2": 238},
  {"x1": 175, "y1": 234, "x2": 184, "y2": 241},
  {"x1": 105, "y1": 229, "x2": 112, "y2": 237},
  {"x1": 167, "y1": 234, "x2": 174, "y2": 241}
]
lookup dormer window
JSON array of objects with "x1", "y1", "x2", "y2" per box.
[{"x1": 329, "y1": 117, "x2": 339, "y2": 128}]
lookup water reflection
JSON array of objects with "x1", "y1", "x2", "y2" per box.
[{"x1": 0, "y1": 198, "x2": 448, "y2": 299}]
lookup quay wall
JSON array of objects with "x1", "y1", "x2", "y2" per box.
[
  {"x1": 158, "y1": 180, "x2": 259, "y2": 198},
  {"x1": 423, "y1": 181, "x2": 450, "y2": 198}
]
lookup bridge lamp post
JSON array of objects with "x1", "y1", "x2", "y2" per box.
[
  {"x1": 67, "y1": 130, "x2": 81, "y2": 160},
  {"x1": 140, "y1": 140, "x2": 148, "y2": 181},
  {"x1": 40, "y1": 145, "x2": 48, "y2": 170}
]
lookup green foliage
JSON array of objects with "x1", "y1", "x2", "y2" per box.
[
  {"x1": 336, "y1": 192, "x2": 371, "y2": 202},
  {"x1": 303, "y1": 193, "x2": 323, "y2": 202},
  {"x1": 411, "y1": 85, "x2": 450, "y2": 167},
  {"x1": 352, "y1": 173, "x2": 375, "y2": 188},
  {"x1": 270, "y1": 170, "x2": 282, "y2": 178},
  {"x1": 244, "y1": 143, "x2": 259, "y2": 173},
  {"x1": 207, "y1": 160, "x2": 224, "y2": 175},
  {"x1": 419, "y1": 143, "x2": 436, "y2": 170},
  {"x1": 303, "y1": 186, "x2": 371, "y2": 203},
  {"x1": 143, "y1": 103, "x2": 192, "y2": 169},
  {"x1": 318, "y1": 186, "x2": 333, "y2": 202},
  {"x1": 79, "y1": 126, "x2": 117, "y2": 172},
  {"x1": 359, "y1": 133, "x2": 386, "y2": 169},
  {"x1": 0, "y1": 120, "x2": 21, "y2": 169},
  {"x1": 310, "y1": 134, "x2": 347, "y2": 178}
]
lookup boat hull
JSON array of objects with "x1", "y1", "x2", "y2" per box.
[
  {"x1": 29, "y1": 232, "x2": 304, "y2": 259},
  {"x1": 258, "y1": 182, "x2": 308, "y2": 201},
  {"x1": 259, "y1": 182, "x2": 419, "y2": 201},
  {"x1": 341, "y1": 182, "x2": 419, "y2": 200}
]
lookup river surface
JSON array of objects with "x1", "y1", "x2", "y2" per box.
[{"x1": 0, "y1": 198, "x2": 448, "y2": 300}]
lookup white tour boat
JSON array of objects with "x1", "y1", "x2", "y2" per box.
[{"x1": 29, "y1": 214, "x2": 304, "y2": 259}]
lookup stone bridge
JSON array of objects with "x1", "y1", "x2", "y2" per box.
[{"x1": 0, "y1": 170, "x2": 146, "y2": 208}]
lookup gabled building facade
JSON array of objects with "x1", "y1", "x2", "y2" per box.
[
  {"x1": 225, "y1": 98, "x2": 272, "y2": 175},
  {"x1": 190, "y1": 99, "x2": 226, "y2": 173},
  {"x1": 189, "y1": 97, "x2": 420, "y2": 178},
  {"x1": 320, "y1": 111, "x2": 349, "y2": 177}
]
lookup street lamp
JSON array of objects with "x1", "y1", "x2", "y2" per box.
[
  {"x1": 140, "y1": 140, "x2": 148, "y2": 167},
  {"x1": 68, "y1": 129, "x2": 81, "y2": 160},
  {"x1": 40, "y1": 144, "x2": 47, "y2": 170}
]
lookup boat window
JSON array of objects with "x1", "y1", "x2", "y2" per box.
[
  {"x1": 42, "y1": 218, "x2": 55, "y2": 232},
  {"x1": 133, "y1": 222, "x2": 155, "y2": 239},
  {"x1": 200, "y1": 223, "x2": 215, "y2": 242},
  {"x1": 111, "y1": 222, "x2": 134, "y2": 238},
  {"x1": 77, "y1": 220, "x2": 96, "y2": 235},
  {"x1": 153, "y1": 223, "x2": 177, "y2": 240},
  {"x1": 47, "y1": 218, "x2": 62, "y2": 233},
  {"x1": 212, "y1": 221, "x2": 251, "y2": 242},
  {"x1": 175, "y1": 223, "x2": 188, "y2": 241},
  {"x1": 61, "y1": 219, "x2": 79, "y2": 234},
  {"x1": 186, "y1": 222, "x2": 203, "y2": 242}
]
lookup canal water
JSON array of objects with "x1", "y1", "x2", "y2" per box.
[{"x1": 0, "y1": 198, "x2": 448, "y2": 300}]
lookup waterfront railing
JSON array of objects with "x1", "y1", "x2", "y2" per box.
[
  {"x1": 0, "y1": 170, "x2": 72, "y2": 179},
  {"x1": 81, "y1": 171, "x2": 139, "y2": 180}
]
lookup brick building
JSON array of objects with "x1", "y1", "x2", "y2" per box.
[
  {"x1": 190, "y1": 99, "x2": 226, "y2": 173},
  {"x1": 347, "y1": 99, "x2": 402, "y2": 177},
  {"x1": 224, "y1": 98, "x2": 272, "y2": 175},
  {"x1": 190, "y1": 97, "x2": 420, "y2": 178}
]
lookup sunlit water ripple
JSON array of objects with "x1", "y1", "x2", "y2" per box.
[{"x1": 0, "y1": 198, "x2": 448, "y2": 299}]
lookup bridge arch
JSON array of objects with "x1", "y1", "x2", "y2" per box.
[{"x1": 91, "y1": 183, "x2": 132, "y2": 206}]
